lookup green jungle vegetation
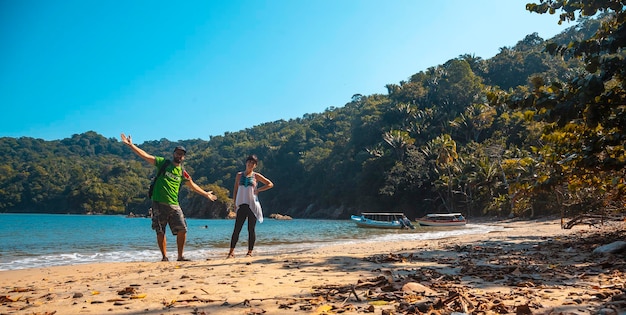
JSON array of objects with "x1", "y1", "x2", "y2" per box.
[{"x1": 1, "y1": 1, "x2": 624, "y2": 220}]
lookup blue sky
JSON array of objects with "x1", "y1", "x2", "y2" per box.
[{"x1": 0, "y1": 1, "x2": 572, "y2": 144}]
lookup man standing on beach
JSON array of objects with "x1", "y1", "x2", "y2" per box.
[{"x1": 121, "y1": 133, "x2": 217, "y2": 262}]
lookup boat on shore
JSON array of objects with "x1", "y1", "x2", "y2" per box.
[
  {"x1": 416, "y1": 213, "x2": 467, "y2": 226},
  {"x1": 350, "y1": 212, "x2": 415, "y2": 229}
]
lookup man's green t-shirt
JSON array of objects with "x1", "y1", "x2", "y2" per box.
[{"x1": 152, "y1": 156, "x2": 189, "y2": 205}]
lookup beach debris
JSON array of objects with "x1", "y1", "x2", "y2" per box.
[
  {"x1": 39, "y1": 293, "x2": 56, "y2": 301},
  {"x1": 0, "y1": 295, "x2": 20, "y2": 303},
  {"x1": 105, "y1": 298, "x2": 125, "y2": 302},
  {"x1": 117, "y1": 286, "x2": 138, "y2": 295},
  {"x1": 191, "y1": 307, "x2": 210, "y2": 315},
  {"x1": 246, "y1": 307, "x2": 266, "y2": 314},
  {"x1": 562, "y1": 214, "x2": 626, "y2": 229},
  {"x1": 365, "y1": 253, "x2": 412, "y2": 263},
  {"x1": 314, "y1": 304, "x2": 333, "y2": 313},
  {"x1": 9, "y1": 287, "x2": 34, "y2": 293},
  {"x1": 401, "y1": 282, "x2": 438, "y2": 296},
  {"x1": 286, "y1": 227, "x2": 626, "y2": 314},
  {"x1": 597, "y1": 308, "x2": 619, "y2": 315},
  {"x1": 593, "y1": 241, "x2": 626, "y2": 254}
]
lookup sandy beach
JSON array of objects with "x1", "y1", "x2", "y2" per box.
[{"x1": 1, "y1": 218, "x2": 624, "y2": 315}]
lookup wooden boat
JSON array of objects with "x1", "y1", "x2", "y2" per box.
[
  {"x1": 416, "y1": 213, "x2": 467, "y2": 226},
  {"x1": 351, "y1": 213, "x2": 415, "y2": 229}
]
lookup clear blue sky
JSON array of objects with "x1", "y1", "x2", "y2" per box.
[{"x1": 0, "y1": 0, "x2": 572, "y2": 144}]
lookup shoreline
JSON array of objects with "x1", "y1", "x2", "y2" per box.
[
  {"x1": 1, "y1": 218, "x2": 624, "y2": 314},
  {"x1": 0, "y1": 219, "x2": 499, "y2": 271}
]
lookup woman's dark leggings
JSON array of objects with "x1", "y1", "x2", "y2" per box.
[{"x1": 230, "y1": 204, "x2": 257, "y2": 250}]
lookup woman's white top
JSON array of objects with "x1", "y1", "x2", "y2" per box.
[{"x1": 235, "y1": 171, "x2": 263, "y2": 223}]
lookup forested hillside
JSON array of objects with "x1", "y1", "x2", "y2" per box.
[{"x1": 1, "y1": 2, "x2": 624, "y2": 220}]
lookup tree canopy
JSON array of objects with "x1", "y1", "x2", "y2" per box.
[{"x1": 1, "y1": 6, "x2": 624, "y2": 220}]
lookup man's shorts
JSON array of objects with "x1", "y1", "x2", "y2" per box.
[{"x1": 151, "y1": 202, "x2": 187, "y2": 235}]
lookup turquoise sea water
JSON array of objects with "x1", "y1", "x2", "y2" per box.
[{"x1": 0, "y1": 213, "x2": 498, "y2": 271}]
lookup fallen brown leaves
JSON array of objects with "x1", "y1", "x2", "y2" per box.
[{"x1": 287, "y1": 227, "x2": 626, "y2": 314}]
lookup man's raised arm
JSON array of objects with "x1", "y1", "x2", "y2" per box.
[{"x1": 121, "y1": 133, "x2": 156, "y2": 165}]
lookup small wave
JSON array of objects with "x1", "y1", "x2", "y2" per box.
[
  {"x1": 371, "y1": 224, "x2": 500, "y2": 242},
  {"x1": 0, "y1": 250, "x2": 157, "y2": 271}
]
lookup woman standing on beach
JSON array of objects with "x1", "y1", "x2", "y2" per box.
[{"x1": 228, "y1": 154, "x2": 274, "y2": 258}]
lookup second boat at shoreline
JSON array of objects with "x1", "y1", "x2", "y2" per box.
[{"x1": 416, "y1": 213, "x2": 467, "y2": 227}]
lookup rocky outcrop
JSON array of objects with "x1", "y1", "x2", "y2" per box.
[{"x1": 269, "y1": 213, "x2": 292, "y2": 220}]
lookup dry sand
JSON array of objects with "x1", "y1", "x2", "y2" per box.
[{"x1": 1, "y1": 218, "x2": 625, "y2": 315}]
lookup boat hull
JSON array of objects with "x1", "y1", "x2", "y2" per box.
[
  {"x1": 353, "y1": 220, "x2": 403, "y2": 229},
  {"x1": 415, "y1": 219, "x2": 466, "y2": 227},
  {"x1": 351, "y1": 214, "x2": 412, "y2": 229}
]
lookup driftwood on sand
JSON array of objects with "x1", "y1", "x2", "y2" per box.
[{"x1": 562, "y1": 214, "x2": 626, "y2": 229}]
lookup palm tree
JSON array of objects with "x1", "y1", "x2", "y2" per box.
[
  {"x1": 423, "y1": 134, "x2": 460, "y2": 212},
  {"x1": 383, "y1": 130, "x2": 415, "y2": 161}
]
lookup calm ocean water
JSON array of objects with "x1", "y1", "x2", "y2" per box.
[{"x1": 0, "y1": 213, "x2": 498, "y2": 271}]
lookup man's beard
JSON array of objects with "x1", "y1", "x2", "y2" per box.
[{"x1": 173, "y1": 157, "x2": 182, "y2": 164}]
